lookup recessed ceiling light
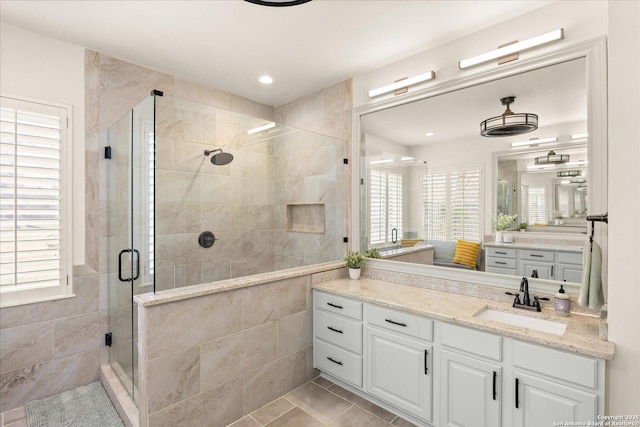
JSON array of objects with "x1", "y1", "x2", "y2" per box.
[
  {"x1": 425, "y1": 132, "x2": 435, "y2": 137},
  {"x1": 259, "y1": 75, "x2": 273, "y2": 84}
]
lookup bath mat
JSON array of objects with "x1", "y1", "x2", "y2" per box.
[{"x1": 26, "y1": 381, "x2": 124, "y2": 427}]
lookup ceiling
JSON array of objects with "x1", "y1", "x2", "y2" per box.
[
  {"x1": 0, "y1": 0, "x2": 553, "y2": 106},
  {"x1": 361, "y1": 57, "x2": 587, "y2": 149}
]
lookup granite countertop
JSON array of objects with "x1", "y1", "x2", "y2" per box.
[
  {"x1": 484, "y1": 241, "x2": 585, "y2": 253},
  {"x1": 313, "y1": 277, "x2": 614, "y2": 360}
]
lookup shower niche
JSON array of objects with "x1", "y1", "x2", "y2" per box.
[{"x1": 286, "y1": 203, "x2": 326, "y2": 233}]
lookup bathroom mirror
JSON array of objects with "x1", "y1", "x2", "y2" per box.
[{"x1": 354, "y1": 38, "x2": 608, "y2": 291}]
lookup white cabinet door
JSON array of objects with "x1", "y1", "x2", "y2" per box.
[
  {"x1": 555, "y1": 262, "x2": 583, "y2": 283},
  {"x1": 440, "y1": 350, "x2": 501, "y2": 427},
  {"x1": 518, "y1": 260, "x2": 554, "y2": 279},
  {"x1": 512, "y1": 372, "x2": 597, "y2": 427},
  {"x1": 366, "y1": 326, "x2": 432, "y2": 422}
]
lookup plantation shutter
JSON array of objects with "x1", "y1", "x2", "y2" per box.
[
  {"x1": 423, "y1": 167, "x2": 481, "y2": 241},
  {"x1": 369, "y1": 168, "x2": 403, "y2": 246},
  {"x1": 0, "y1": 96, "x2": 69, "y2": 296},
  {"x1": 527, "y1": 186, "x2": 546, "y2": 224}
]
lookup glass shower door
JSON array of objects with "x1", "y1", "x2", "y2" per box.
[{"x1": 106, "y1": 93, "x2": 156, "y2": 404}]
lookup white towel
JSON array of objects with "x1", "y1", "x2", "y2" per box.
[{"x1": 578, "y1": 240, "x2": 605, "y2": 309}]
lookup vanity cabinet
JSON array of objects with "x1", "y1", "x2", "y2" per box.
[
  {"x1": 313, "y1": 292, "x2": 363, "y2": 388},
  {"x1": 440, "y1": 323, "x2": 502, "y2": 427},
  {"x1": 365, "y1": 305, "x2": 433, "y2": 423},
  {"x1": 486, "y1": 246, "x2": 583, "y2": 282},
  {"x1": 510, "y1": 340, "x2": 599, "y2": 427}
]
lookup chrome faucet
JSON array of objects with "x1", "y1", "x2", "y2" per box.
[{"x1": 505, "y1": 276, "x2": 549, "y2": 312}]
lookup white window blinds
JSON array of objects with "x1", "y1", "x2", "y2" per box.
[
  {"x1": 369, "y1": 169, "x2": 402, "y2": 245},
  {"x1": 0, "y1": 96, "x2": 71, "y2": 305},
  {"x1": 423, "y1": 167, "x2": 482, "y2": 241},
  {"x1": 527, "y1": 186, "x2": 546, "y2": 224}
]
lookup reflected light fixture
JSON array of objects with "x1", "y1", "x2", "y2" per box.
[
  {"x1": 367, "y1": 71, "x2": 435, "y2": 98},
  {"x1": 535, "y1": 150, "x2": 569, "y2": 165},
  {"x1": 459, "y1": 29, "x2": 564, "y2": 69},
  {"x1": 258, "y1": 75, "x2": 273, "y2": 84},
  {"x1": 557, "y1": 170, "x2": 582, "y2": 177},
  {"x1": 247, "y1": 122, "x2": 275, "y2": 135},
  {"x1": 527, "y1": 164, "x2": 556, "y2": 170},
  {"x1": 425, "y1": 132, "x2": 435, "y2": 137},
  {"x1": 481, "y1": 96, "x2": 538, "y2": 137},
  {"x1": 511, "y1": 136, "x2": 557, "y2": 147},
  {"x1": 565, "y1": 160, "x2": 588, "y2": 166},
  {"x1": 571, "y1": 133, "x2": 588, "y2": 140},
  {"x1": 401, "y1": 157, "x2": 415, "y2": 161},
  {"x1": 370, "y1": 159, "x2": 394, "y2": 165},
  {"x1": 244, "y1": 0, "x2": 312, "y2": 6}
]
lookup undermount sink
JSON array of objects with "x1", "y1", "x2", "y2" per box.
[{"x1": 474, "y1": 306, "x2": 568, "y2": 336}]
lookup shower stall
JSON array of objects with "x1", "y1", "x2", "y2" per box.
[{"x1": 105, "y1": 92, "x2": 347, "y2": 404}]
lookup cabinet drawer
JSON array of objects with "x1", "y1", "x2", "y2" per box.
[
  {"x1": 512, "y1": 340, "x2": 598, "y2": 389},
  {"x1": 519, "y1": 249, "x2": 554, "y2": 262},
  {"x1": 367, "y1": 304, "x2": 433, "y2": 341},
  {"x1": 314, "y1": 339, "x2": 363, "y2": 388},
  {"x1": 486, "y1": 247, "x2": 517, "y2": 259},
  {"x1": 557, "y1": 251, "x2": 583, "y2": 265},
  {"x1": 314, "y1": 309, "x2": 363, "y2": 354},
  {"x1": 486, "y1": 257, "x2": 517, "y2": 269},
  {"x1": 441, "y1": 323, "x2": 502, "y2": 361},
  {"x1": 315, "y1": 290, "x2": 362, "y2": 320},
  {"x1": 486, "y1": 266, "x2": 517, "y2": 276}
]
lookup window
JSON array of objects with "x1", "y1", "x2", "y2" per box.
[
  {"x1": 525, "y1": 185, "x2": 546, "y2": 224},
  {"x1": 0, "y1": 95, "x2": 72, "y2": 307},
  {"x1": 370, "y1": 168, "x2": 402, "y2": 246},
  {"x1": 422, "y1": 167, "x2": 482, "y2": 241}
]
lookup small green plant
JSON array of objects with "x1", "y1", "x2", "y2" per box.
[
  {"x1": 344, "y1": 251, "x2": 365, "y2": 269},
  {"x1": 364, "y1": 248, "x2": 382, "y2": 259},
  {"x1": 553, "y1": 210, "x2": 563, "y2": 219},
  {"x1": 492, "y1": 212, "x2": 517, "y2": 231},
  {"x1": 518, "y1": 222, "x2": 528, "y2": 230}
]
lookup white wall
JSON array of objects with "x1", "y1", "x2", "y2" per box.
[
  {"x1": 0, "y1": 23, "x2": 86, "y2": 265},
  {"x1": 607, "y1": 0, "x2": 640, "y2": 413}
]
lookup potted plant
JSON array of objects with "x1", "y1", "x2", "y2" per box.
[
  {"x1": 518, "y1": 222, "x2": 528, "y2": 232},
  {"x1": 492, "y1": 212, "x2": 517, "y2": 243},
  {"x1": 553, "y1": 211, "x2": 563, "y2": 225},
  {"x1": 344, "y1": 251, "x2": 365, "y2": 279},
  {"x1": 364, "y1": 248, "x2": 382, "y2": 259}
]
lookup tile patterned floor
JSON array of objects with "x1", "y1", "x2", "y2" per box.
[
  {"x1": 228, "y1": 377, "x2": 417, "y2": 427},
  {"x1": 1, "y1": 377, "x2": 417, "y2": 427}
]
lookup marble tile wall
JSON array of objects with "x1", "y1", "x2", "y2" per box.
[{"x1": 139, "y1": 274, "x2": 318, "y2": 427}]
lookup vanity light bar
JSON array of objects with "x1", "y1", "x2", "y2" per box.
[
  {"x1": 370, "y1": 159, "x2": 394, "y2": 165},
  {"x1": 367, "y1": 71, "x2": 436, "y2": 98},
  {"x1": 511, "y1": 137, "x2": 558, "y2": 147},
  {"x1": 571, "y1": 133, "x2": 588, "y2": 140},
  {"x1": 527, "y1": 164, "x2": 556, "y2": 170},
  {"x1": 565, "y1": 160, "x2": 588, "y2": 166},
  {"x1": 458, "y1": 29, "x2": 564, "y2": 69},
  {"x1": 247, "y1": 122, "x2": 275, "y2": 135},
  {"x1": 401, "y1": 157, "x2": 415, "y2": 161}
]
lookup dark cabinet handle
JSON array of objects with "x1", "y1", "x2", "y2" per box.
[
  {"x1": 515, "y1": 378, "x2": 519, "y2": 409},
  {"x1": 496, "y1": 251, "x2": 507, "y2": 255},
  {"x1": 327, "y1": 357, "x2": 343, "y2": 366},
  {"x1": 495, "y1": 261, "x2": 507, "y2": 265},
  {"x1": 327, "y1": 302, "x2": 343, "y2": 309},
  {"x1": 493, "y1": 371, "x2": 497, "y2": 400},
  {"x1": 424, "y1": 350, "x2": 429, "y2": 374},
  {"x1": 530, "y1": 254, "x2": 544, "y2": 258},
  {"x1": 327, "y1": 326, "x2": 343, "y2": 334},
  {"x1": 551, "y1": 264, "x2": 554, "y2": 277},
  {"x1": 385, "y1": 318, "x2": 407, "y2": 327}
]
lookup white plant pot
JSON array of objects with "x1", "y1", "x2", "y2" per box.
[
  {"x1": 494, "y1": 231, "x2": 503, "y2": 243},
  {"x1": 348, "y1": 268, "x2": 361, "y2": 280}
]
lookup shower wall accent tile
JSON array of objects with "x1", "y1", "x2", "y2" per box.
[
  {"x1": 241, "y1": 276, "x2": 309, "y2": 329},
  {"x1": 277, "y1": 310, "x2": 313, "y2": 357},
  {"x1": 241, "y1": 349, "x2": 308, "y2": 414},
  {"x1": 0, "y1": 349, "x2": 100, "y2": 413},
  {"x1": 0, "y1": 321, "x2": 53, "y2": 373},
  {"x1": 53, "y1": 311, "x2": 108, "y2": 358},
  {"x1": 199, "y1": 322, "x2": 278, "y2": 391},
  {"x1": 145, "y1": 290, "x2": 242, "y2": 359},
  {"x1": 146, "y1": 346, "x2": 200, "y2": 413}
]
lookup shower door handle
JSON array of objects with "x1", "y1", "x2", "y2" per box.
[
  {"x1": 391, "y1": 228, "x2": 398, "y2": 244},
  {"x1": 132, "y1": 249, "x2": 140, "y2": 281},
  {"x1": 118, "y1": 249, "x2": 133, "y2": 282}
]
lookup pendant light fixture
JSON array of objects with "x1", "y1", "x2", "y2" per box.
[
  {"x1": 535, "y1": 150, "x2": 569, "y2": 165},
  {"x1": 557, "y1": 170, "x2": 582, "y2": 177},
  {"x1": 244, "y1": 0, "x2": 311, "y2": 6},
  {"x1": 480, "y1": 96, "x2": 538, "y2": 137}
]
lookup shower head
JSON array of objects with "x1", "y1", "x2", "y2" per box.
[{"x1": 203, "y1": 148, "x2": 234, "y2": 166}]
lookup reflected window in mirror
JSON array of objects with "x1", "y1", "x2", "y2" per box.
[{"x1": 370, "y1": 168, "x2": 403, "y2": 246}]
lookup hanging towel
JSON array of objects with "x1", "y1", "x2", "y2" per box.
[{"x1": 578, "y1": 240, "x2": 605, "y2": 309}]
